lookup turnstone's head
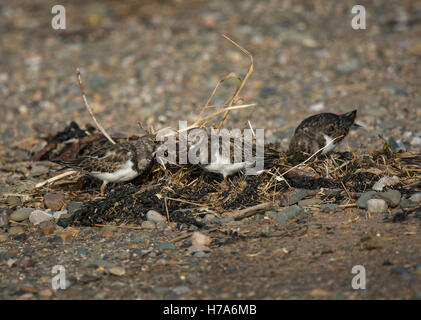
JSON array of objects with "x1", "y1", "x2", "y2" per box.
[{"x1": 288, "y1": 109, "x2": 358, "y2": 161}]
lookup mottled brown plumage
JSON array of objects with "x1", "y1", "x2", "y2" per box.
[
  {"x1": 58, "y1": 134, "x2": 156, "y2": 194},
  {"x1": 288, "y1": 110, "x2": 357, "y2": 158}
]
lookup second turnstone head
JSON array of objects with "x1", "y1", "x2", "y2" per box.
[
  {"x1": 56, "y1": 134, "x2": 156, "y2": 195},
  {"x1": 288, "y1": 110, "x2": 358, "y2": 159}
]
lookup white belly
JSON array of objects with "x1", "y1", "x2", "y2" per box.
[
  {"x1": 322, "y1": 134, "x2": 336, "y2": 154},
  {"x1": 203, "y1": 154, "x2": 250, "y2": 178},
  {"x1": 91, "y1": 160, "x2": 138, "y2": 182}
]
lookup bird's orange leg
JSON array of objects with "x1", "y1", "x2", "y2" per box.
[{"x1": 100, "y1": 181, "x2": 108, "y2": 196}]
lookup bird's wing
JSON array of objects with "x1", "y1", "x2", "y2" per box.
[{"x1": 60, "y1": 143, "x2": 133, "y2": 173}]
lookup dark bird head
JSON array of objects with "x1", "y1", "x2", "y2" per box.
[{"x1": 340, "y1": 109, "x2": 357, "y2": 128}]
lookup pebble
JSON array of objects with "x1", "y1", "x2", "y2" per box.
[
  {"x1": 193, "y1": 251, "x2": 206, "y2": 258},
  {"x1": 276, "y1": 205, "x2": 302, "y2": 225},
  {"x1": 357, "y1": 191, "x2": 377, "y2": 209},
  {"x1": 6, "y1": 195, "x2": 22, "y2": 207},
  {"x1": 9, "y1": 226, "x2": 25, "y2": 235},
  {"x1": 379, "y1": 190, "x2": 401, "y2": 207},
  {"x1": 410, "y1": 136, "x2": 421, "y2": 146},
  {"x1": 156, "y1": 222, "x2": 168, "y2": 229},
  {"x1": 367, "y1": 199, "x2": 388, "y2": 214},
  {"x1": 337, "y1": 58, "x2": 359, "y2": 73},
  {"x1": 298, "y1": 198, "x2": 322, "y2": 207},
  {"x1": 372, "y1": 176, "x2": 400, "y2": 191},
  {"x1": 0, "y1": 234, "x2": 8, "y2": 242},
  {"x1": 29, "y1": 210, "x2": 54, "y2": 225},
  {"x1": 10, "y1": 208, "x2": 35, "y2": 222},
  {"x1": 108, "y1": 266, "x2": 126, "y2": 276},
  {"x1": 280, "y1": 189, "x2": 308, "y2": 206},
  {"x1": 156, "y1": 242, "x2": 176, "y2": 250},
  {"x1": 29, "y1": 165, "x2": 48, "y2": 177},
  {"x1": 89, "y1": 258, "x2": 116, "y2": 269},
  {"x1": 66, "y1": 202, "x2": 84, "y2": 215},
  {"x1": 146, "y1": 210, "x2": 166, "y2": 224},
  {"x1": 38, "y1": 288, "x2": 52, "y2": 298},
  {"x1": 409, "y1": 193, "x2": 421, "y2": 203},
  {"x1": 203, "y1": 214, "x2": 219, "y2": 224},
  {"x1": 141, "y1": 220, "x2": 156, "y2": 230},
  {"x1": 309, "y1": 101, "x2": 324, "y2": 112},
  {"x1": 52, "y1": 210, "x2": 69, "y2": 220},
  {"x1": 44, "y1": 193, "x2": 65, "y2": 211},
  {"x1": 321, "y1": 204, "x2": 342, "y2": 213},
  {"x1": 172, "y1": 286, "x2": 191, "y2": 295},
  {"x1": 399, "y1": 198, "x2": 417, "y2": 209}
]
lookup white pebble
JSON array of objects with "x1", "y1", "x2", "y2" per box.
[
  {"x1": 409, "y1": 193, "x2": 421, "y2": 203},
  {"x1": 29, "y1": 210, "x2": 54, "y2": 225},
  {"x1": 367, "y1": 199, "x2": 388, "y2": 214},
  {"x1": 309, "y1": 101, "x2": 324, "y2": 112},
  {"x1": 146, "y1": 210, "x2": 166, "y2": 224}
]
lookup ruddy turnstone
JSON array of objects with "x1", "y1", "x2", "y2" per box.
[
  {"x1": 288, "y1": 110, "x2": 358, "y2": 158},
  {"x1": 57, "y1": 134, "x2": 156, "y2": 195},
  {"x1": 187, "y1": 129, "x2": 279, "y2": 178}
]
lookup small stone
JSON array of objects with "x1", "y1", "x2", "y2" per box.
[
  {"x1": 146, "y1": 210, "x2": 166, "y2": 224},
  {"x1": 379, "y1": 190, "x2": 401, "y2": 207},
  {"x1": 156, "y1": 242, "x2": 176, "y2": 250},
  {"x1": 52, "y1": 210, "x2": 69, "y2": 220},
  {"x1": 276, "y1": 205, "x2": 302, "y2": 225},
  {"x1": 309, "y1": 101, "x2": 324, "y2": 112},
  {"x1": 44, "y1": 193, "x2": 65, "y2": 211},
  {"x1": 367, "y1": 199, "x2": 388, "y2": 214},
  {"x1": 108, "y1": 266, "x2": 126, "y2": 276},
  {"x1": 310, "y1": 288, "x2": 329, "y2": 298},
  {"x1": 7, "y1": 195, "x2": 22, "y2": 207},
  {"x1": 0, "y1": 234, "x2": 8, "y2": 242},
  {"x1": 410, "y1": 136, "x2": 421, "y2": 146},
  {"x1": 66, "y1": 202, "x2": 84, "y2": 215},
  {"x1": 357, "y1": 191, "x2": 377, "y2": 209},
  {"x1": 203, "y1": 214, "x2": 218, "y2": 224},
  {"x1": 321, "y1": 204, "x2": 342, "y2": 213},
  {"x1": 172, "y1": 286, "x2": 191, "y2": 295},
  {"x1": 399, "y1": 198, "x2": 417, "y2": 209},
  {"x1": 29, "y1": 210, "x2": 54, "y2": 225},
  {"x1": 9, "y1": 226, "x2": 25, "y2": 235},
  {"x1": 280, "y1": 189, "x2": 308, "y2": 206},
  {"x1": 220, "y1": 217, "x2": 235, "y2": 225},
  {"x1": 337, "y1": 58, "x2": 358, "y2": 73},
  {"x1": 38, "y1": 288, "x2": 52, "y2": 298},
  {"x1": 10, "y1": 208, "x2": 34, "y2": 222},
  {"x1": 89, "y1": 258, "x2": 116, "y2": 269},
  {"x1": 372, "y1": 176, "x2": 400, "y2": 191},
  {"x1": 298, "y1": 198, "x2": 322, "y2": 207},
  {"x1": 156, "y1": 221, "x2": 168, "y2": 229},
  {"x1": 409, "y1": 193, "x2": 421, "y2": 203},
  {"x1": 193, "y1": 251, "x2": 206, "y2": 258},
  {"x1": 30, "y1": 165, "x2": 48, "y2": 177},
  {"x1": 141, "y1": 220, "x2": 156, "y2": 230}
]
